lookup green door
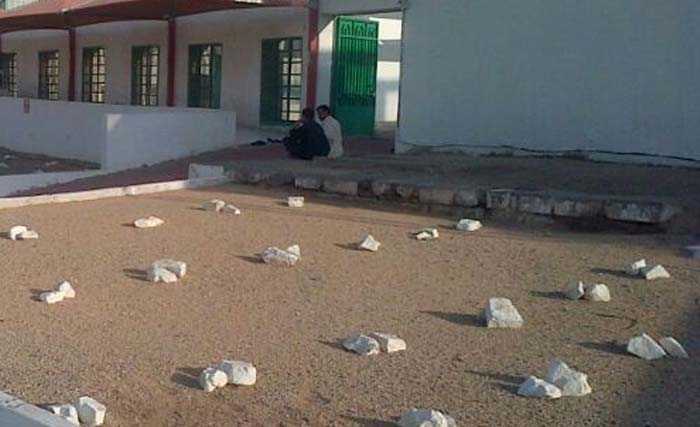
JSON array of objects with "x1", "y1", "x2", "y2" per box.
[
  {"x1": 331, "y1": 17, "x2": 379, "y2": 136},
  {"x1": 188, "y1": 44, "x2": 222, "y2": 109},
  {"x1": 260, "y1": 38, "x2": 303, "y2": 125}
]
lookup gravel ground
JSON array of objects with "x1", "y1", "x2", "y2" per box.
[{"x1": 0, "y1": 184, "x2": 698, "y2": 427}]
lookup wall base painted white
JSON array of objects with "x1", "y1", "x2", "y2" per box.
[{"x1": 0, "y1": 170, "x2": 110, "y2": 197}]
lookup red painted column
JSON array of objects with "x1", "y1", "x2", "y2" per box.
[
  {"x1": 68, "y1": 28, "x2": 76, "y2": 101},
  {"x1": 305, "y1": 2, "x2": 319, "y2": 108},
  {"x1": 166, "y1": 17, "x2": 176, "y2": 107}
]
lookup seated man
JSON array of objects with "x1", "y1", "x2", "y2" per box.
[
  {"x1": 316, "y1": 105, "x2": 344, "y2": 159},
  {"x1": 284, "y1": 108, "x2": 330, "y2": 160}
]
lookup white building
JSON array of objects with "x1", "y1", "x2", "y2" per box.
[{"x1": 0, "y1": 0, "x2": 697, "y2": 169}]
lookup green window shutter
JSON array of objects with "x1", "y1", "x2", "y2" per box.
[
  {"x1": 260, "y1": 39, "x2": 280, "y2": 124},
  {"x1": 211, "y1": 45, "x2": 222, "y2": 109},
  {"x1": 131, "y1": 46, "x2": 141, "y2": 105},
  {"x1": 187, "y1": 45, "x2": 201, "y2": 108}
]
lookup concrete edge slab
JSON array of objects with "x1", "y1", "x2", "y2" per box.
[
  {"x1": 0, "y1": 176, "x2": 229, "y2": 210},
  {"x1": 0, "y1": 391, "x2": 76, "y2": 427}
]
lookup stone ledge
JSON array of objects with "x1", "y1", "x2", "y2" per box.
[{"x1": 0, "y1": 391, "x2": 76, "y2": 427}]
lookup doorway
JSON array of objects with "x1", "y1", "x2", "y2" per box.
[
  {"x1": 187, "y1": 44, "x2": 222, "y2": 109},
  {"x1": 260, "y1": 37, "x2": 303, "y2": 125}
]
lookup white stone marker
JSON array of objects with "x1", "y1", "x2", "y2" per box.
[
  {"x1": 627, "y1": 333, "x2": 667, "y2": 360},
  {"x1": 218, "y1": 360, "x2": 257, "y2": 386},
  {"x1": 342, "y1": 334, "x2": 381, "y2": 356},
  {"x1": 40, "y1": 291, "x2": 65, "y2": 305},
  {"x1": 398, "y1": 408, "x2": 456, "y2": 427},
  {"x1": 223, "y1": 204, "x2": 242, "y2": 215},
  {"x1": 415, "y1": 228, "x2": 440, "y2": 241},
  {"x1": 260, "y1": 246, "x2": 300, "y2": 266},
  {"x1": 288, "y1": 196, "x2": 305, "y2": 208},
  {"x1": 641, "y1": 264, "x2": 671, "y2": 281},
  {"x1": 47, "y1": 404, "x2": 79, "y2": 426},
  {"x1": 517, "y1": 376, "x2": 562, "y2": 399},
  {"x1": 285, "y1": 244, "x2": 301, "y2": 259},
  {"x1": 626, "y1": 259, "x2": 647, "y2": 276},
  {"x1": 357, "y1": 234, "x2": 381, "y2": 252},
  {"x1": 659, "y1": 337, "x2": 689, "y2": 359},
  {"x1": 484, "y1": 297, "x2": 524, "y2": 328},
  {"x1": 133, "y1": 216, "x2": 165, "y2": 229},
  {"x1": 564, "y1": 281, "x2": 586, "y2": 300},
  {"x1": 202, "y1": 199, "x2": 226, "y2": 212},
  {"x1": 152, "y1": 259, "x2": 187, "y2": 278},
  {"x1": 56, "y1": 281, "x2": 76, "y2": 299},
  {"x1": 584, "y1": 284, "x2": 611, "y2": 302},
  {"x1": 456, "y1": 219, "x2": 483, "y2": 232},
  {"x1": 199, "y1": 368, "x2": 228, "y2": 392},
  {"x1": 147, "y1": 266, "x2": 178, "y2": 283},
  {"x1": 543, "y1": 360, "x2": 592, "y2": 397},
  {"x1": 369, "y1": 332, "x2": 407, "y2": 353},
  {"x1": 9, "y1": 225, "x2": 39, "y2": 240},
  {"x1": 76, "y1": 396, "x2": 106, "y2": 427}
]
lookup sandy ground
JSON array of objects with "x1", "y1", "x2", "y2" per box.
[{"x1": 0, "y1": 184, "x2": 698, "y2": 427}]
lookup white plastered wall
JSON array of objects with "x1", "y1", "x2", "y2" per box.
[{"x1": 397, "y1": 0, "x2": 700, "y2": 161}]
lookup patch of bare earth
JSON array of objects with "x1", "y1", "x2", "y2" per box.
[{"x1": 0, "y1": 184, "x2": 697, "y2": 427}]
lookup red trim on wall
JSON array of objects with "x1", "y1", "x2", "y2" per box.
[
  {"x1": 166, "y1": 17, "x2": 176, "y2": 107},
  {"x1": 305, "y1": 4, "x2": 319, "y2": 108},
  {"x1": 68, "y1": 27, "x2": 76, "y2": 101}
]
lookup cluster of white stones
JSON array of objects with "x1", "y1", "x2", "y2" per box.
[
  {"x1": 483, "y1": 298, "x2": 524, "y2": 328},
  {"x1": 8, "y1": 225, "x2": 39, "y2": 240},
  {"x1": 202, "y1": 199, "x2": 241, "y2": 215},
  {"x1": 199, "y1": 359, "x2": 257, "y2": 392},
  {"x1": 564, "y1": 281, "x2": 611, "y2": 302},
  {"x1": 133, "y1": 216, "x2": 165, "y2": 229},
  {"x1": 342, "y1": 332, "x2": 407, "y2": 356},
  {"x1": 259, "y1": 245, "x2": 301, "y2": 266},
  {"x1": 625, "y1": 259, "x2": 671, "y2": 280},
  {"x1": 415, "y1": 228, "x2": 440, "y2": 241},
  {"x1": 398, "y1": 408, "x2": 457, "y2": 427},
  {"x1": 39, "y1": 280, "x2": 76, "y2": 305},
  {"x1": 517, "y1": 360, "x2": 592, "y2": 399},
  {"x1": 627, "y1": 333, "x2": 689, "y2": 360},
  {"x1": 47, "y1": 396, "x2": 106, "y2": 426},
  {"x1": 287, "y1": 196, "x2": 305, "y2": 208},
  {"x1": 455, "y1": 218, "x2": 482, "y2": 232},
  {"x1": 357, "y1": 234, "x2": 381, "y2": 252},
  {"x1": 147, "y1": 259, "x2": 187, "y2": 283}
]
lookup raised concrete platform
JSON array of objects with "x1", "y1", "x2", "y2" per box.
[
  {"x1": 0, "y1": 392, "x2": 75, "y2": 427},
  {"x1": 222, "y1": 154, "x2": 699, "y2": 227}
]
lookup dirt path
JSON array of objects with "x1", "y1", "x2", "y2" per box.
[{"x1": 0, "y1": 184, "x2": 697, "y2": 427}]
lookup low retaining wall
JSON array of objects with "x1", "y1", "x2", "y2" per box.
[{"x1": 0, "y1": 170, "x2": 108, "y2": 197}]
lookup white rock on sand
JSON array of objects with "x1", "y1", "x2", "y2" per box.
[
  {"x1": 627, "y1": 333, "x2": 667, "y2": 360},
  {"x1": 9, "y1": 225, "x2": 39, "y2": 241},
  {"x1": 415, "y1": 228, "x2": 439, "y2": 241},
  {"x1": 625, "y1": 259, "x2": 647, "y2": 276},
  {"x1": 147, "y1": 266, "x2": 178, "y2": 283},
  {"x1": 456, "y1": 219, "x2": 482, "y2": 232},
  {"x1": 133, "y1": 216, "x2": 165, "y2": 229},
  {"x1": 199, "y1": 368, "x2": 228, "y2": 392},
  {"x1": 56, "y1": 280, "x2": 76, "y2": 299},
  {"x1": 260, "y1": 246, "x2": 300, "y2": 266},
  {"x1": 288, "y1": 196, "x2": 305, "y2": 208},
  {"x1": 641, "y1": 264, "x2": 671, "y2": 281},
  {"x1": 40, "y1": 291, "x2": 65, "y2": 305},
  {"x1": 398, "y1": 408, "x2": 456, "y2": 427},
  {"x1": 543, "y1": 360, "x2": 592, "y2": 397},
  {"x1": 584, "y1": 284, "x2": 611, "y2": 302},
  {"x1": 76, "y1": 396, "x2": 106, "y2": 427},
  {"x1": 369, "y1": 332, "x2": 407, "y2": 353},
  {"x1": 343, "y1": 334, "x2": 381, "y2": 356},
  {"x1": 152, "y1": 259, "x2": 187, "y2": 278},
  {"x1": 357, "y1": 234, "x2": 381, "y2": 252},
  {"x1": 659, "y1": 337, "x2": 689, "y2": 359},
  {"x1": 517, "y1": 376, "x2": 562, "y2": 399},
  {"x1": 218, "y1": 360, "x2": 257, "y2": 386},
  {"x1": 202, "y1": 199, "x2": 226, "y2": 212},
  {"x1": 47, "y1": 404, "x2": 79, "y2": 426},
  {"x1": 223, "y1": 204, "x2": 242, "y2": 215},
  {"x1": 484, "y1": 297, "x2": 524, "y2": 329}
]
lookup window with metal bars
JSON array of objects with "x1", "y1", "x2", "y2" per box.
[
  {"x1": 38, "y1": 50, "x2": 60, "y2": 100},
  {"x1": 0, "y1": 53, "x2": 17, "y2": 97},
  {"x1": 131, "y1": 46, "x2": 159, "y2": 106},
  {"x1": 82, "y1": 47, "x2": 105, "y2": 103},
  {"x1": 278, "y1": 38, "x2": 303, "y2": 122}
]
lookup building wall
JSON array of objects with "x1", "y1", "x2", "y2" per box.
[
  {"x1": 2, "y1": 7, "x2": 306, "y2": 128},
  {"x1": 398, "y1": 0, "x2": 700, "y2": 160},
  {"x1": 320, "y1": 0, "x2": 402, "y2": 15}
]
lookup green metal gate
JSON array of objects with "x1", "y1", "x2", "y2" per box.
[{"x1": 332, "y1": 17, "x2": 379, "y2": 136}]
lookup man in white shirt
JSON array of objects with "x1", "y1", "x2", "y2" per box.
[{"x1": 316, "y1": 105, "x2": 344, "y2": 159}]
